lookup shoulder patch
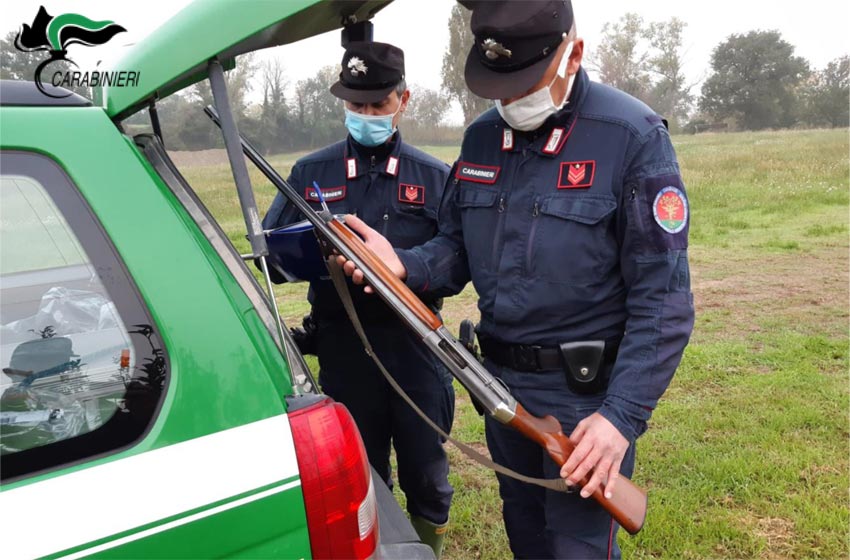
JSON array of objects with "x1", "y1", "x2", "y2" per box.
[
  {"x1": 652, "y1": 186, "x2": 688, "y2": 233},
  {"x1": 635, "y1": 175, "x2": 689, "y2": 252},
  {"x1": 456, "y1": 161, "x2": 500, "y2": 184}
]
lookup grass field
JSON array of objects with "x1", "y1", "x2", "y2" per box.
[{"x1": 173, "y1": 128, "x2": 849, "y2": 559}]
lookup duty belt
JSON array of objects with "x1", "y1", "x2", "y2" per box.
[{"x1": 479, "y1": 335, "x2": 621, "y2": 372}]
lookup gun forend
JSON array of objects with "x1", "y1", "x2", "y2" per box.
[
  {"x1": 423, "y1": 327, "x2": 517, "y2": 422},
  {"x1": 325, "y1": 220, "x2": 441, "y2": 331}
]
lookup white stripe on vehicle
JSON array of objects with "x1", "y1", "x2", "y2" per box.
[
  {"x1": 58, "y1": 480, "x2": 302, "y2": 560},
  {"x1": 1, "y1": 414, "x2": 300, "y2": 560}
]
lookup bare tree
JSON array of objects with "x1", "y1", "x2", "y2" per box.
[
  {"x1": 405, "y1": 84, "x2": 450, "y2": 127},
  {"x1": 261, "y1": 58, "x2": 287, "y2": 114},
  {"x1": 592, "y1": 13, "x2": 650, "y2": 100},
  {"x1": 441, "y1": 3, "x2": 491, "y2": 126},
  {"x1": 190, "y1": 53, "x2": 257, "y2": 119},
  {"x1": 801, "y1": 55, "x2": 849, "y2": 128},
  {"x1": 644, "y1": 18, "x2": 695, "y2": 128},
  {"x1": 291, "y1": 65, "x2": 345, "y2": 148}
]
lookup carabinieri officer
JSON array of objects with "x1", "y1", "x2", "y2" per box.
[
  {"x1": 262, "y1": 42, "x2": 454, "y2": 557},
  {"x1": 338, "y1": 1, "x2": 695, "y2": 558}
]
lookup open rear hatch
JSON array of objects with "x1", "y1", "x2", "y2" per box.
[
  {"x1": 112, "y1": 2, "x2": 434, "y2": 557},
  {"x1": 103, "y1": 0, "x2": 392, "y2": 120}
]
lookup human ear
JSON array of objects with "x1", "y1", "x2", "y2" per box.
[{"x1": 568, "y1": 39, "x2": 584, "y2": 75}]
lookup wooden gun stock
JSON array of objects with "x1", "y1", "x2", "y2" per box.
[{"x1": 507, "y1": 403, "x2": 647, "y2": 534}]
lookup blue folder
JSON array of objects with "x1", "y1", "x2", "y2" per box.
[{"x1": 265, "y1": 220, "x2": 328, "y2": 282}]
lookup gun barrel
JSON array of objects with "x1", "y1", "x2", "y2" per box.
[{"x1": 206, "y1": 107, "x2": 515, "y2": 419}]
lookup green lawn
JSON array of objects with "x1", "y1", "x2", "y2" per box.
[{"x1": 174, "y1": 128, "x2": 849, "y2": 559}]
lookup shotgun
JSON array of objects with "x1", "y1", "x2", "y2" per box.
[{"x1": 204, "y1": 106, "x2": 648, "y2": 534}]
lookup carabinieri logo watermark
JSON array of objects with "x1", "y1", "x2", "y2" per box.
[{"x1": 14, "y1": 6, "x2": 137, "y2": 98}]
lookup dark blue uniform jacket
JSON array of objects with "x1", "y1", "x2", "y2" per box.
[
  {"x1": 397, "y1": 68, "x2": 695, "y2": 441},
  {"x1": 263, "y1": 132, "x2": 450, "y2": 324}
]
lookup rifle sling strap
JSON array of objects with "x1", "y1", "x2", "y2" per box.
[{"x1": 324, "y1": 256, "x2": 572, "y2": 494}]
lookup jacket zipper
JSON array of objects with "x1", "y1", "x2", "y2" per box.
[
  {"x1": 491, "y1": 149, "x2": 529, "y2": 268},
  {"x1": 525, "y1": 196, "x2": 541, "y2": 272},
  {"x1": 629, "y1": 186, "x2": 643, "y2": 231},
  {"x1": 490, "y1": 193, "x2": 507, "y2": 266}
]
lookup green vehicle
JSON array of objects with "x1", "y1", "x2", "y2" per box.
[{"x1": 0, "y1": 1, "x2": 433, "y2": 558}]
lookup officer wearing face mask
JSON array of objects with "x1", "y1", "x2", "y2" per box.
[
  {"x1": 336, "y1": 1, "x2": 695, "y2": 558},
  {"x1": 261, "y1": 42, "x2": 455, "y2": 557}
]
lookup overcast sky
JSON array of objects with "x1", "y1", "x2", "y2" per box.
[{"x1": 5, "y1": 0, "x2": 849, "y2": 124}]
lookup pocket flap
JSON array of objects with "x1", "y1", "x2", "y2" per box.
[
  {"x1": 456, "y1": 187, "x2": 499, "y2": 208},
  {"x1": 396, "y1": 204, "x2": 437, "y2": 220},
  {"x1": 541, "y1": 195, "x2": 617, "y2": 225}
]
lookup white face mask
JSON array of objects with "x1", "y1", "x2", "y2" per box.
[{"x1": 496, "y1": 40, "x2": 575, "y2": 132}]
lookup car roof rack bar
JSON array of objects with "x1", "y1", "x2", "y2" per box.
[{"x1": 207, "y1": 57, "x2": 315, "y2": 395}]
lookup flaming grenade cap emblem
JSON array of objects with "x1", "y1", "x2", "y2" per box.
[
  {"x1": 482, "y1": 38, "x2": 512, "y2": 60},
  {"x1": 347, "y1": 56, "x2": 368, "y2": 76}
]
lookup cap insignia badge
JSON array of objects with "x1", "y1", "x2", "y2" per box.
[
  {"x1": 347, "y1": 56, "x2": 368, "y2": 76},
  {"x1": 482, "y1": 38, "x2": 512, "y2": 60}
]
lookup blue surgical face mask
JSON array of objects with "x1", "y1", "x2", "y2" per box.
[{"x1": 344, "y1": 98, "x2": 402, "y2": 147}]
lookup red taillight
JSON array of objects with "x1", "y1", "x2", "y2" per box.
[{"x1": 290, "y1": 398, "x2": 378, "y2": 559}]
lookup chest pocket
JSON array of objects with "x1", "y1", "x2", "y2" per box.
[
  {"x1": 456, "y1": 185, "x2": 500, "y2": 271},
  {"x1": 527, "y1": 194, "x2": 618, "y2": 285},
  {"x1": 385, "y1": 204, "x2": 437, "y2": 250}
]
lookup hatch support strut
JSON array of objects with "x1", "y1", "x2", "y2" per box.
[
  {"x1": 207, "y1": 57, "x2": 316, "y2": 394},
  {"x1": 149, "y1": 100, "x2": 164, "y2": 146}
]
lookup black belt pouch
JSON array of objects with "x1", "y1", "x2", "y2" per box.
[{"x1": 559, "y1": 340, "x2": 609, "y2": 395}]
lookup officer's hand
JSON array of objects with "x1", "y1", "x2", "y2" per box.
[
  {"x1": 335, "y1": 214, "x2": 407, "y2": 293},
  {"x1": 560, "y1": 413, "x2": 629, "y2": 500}
]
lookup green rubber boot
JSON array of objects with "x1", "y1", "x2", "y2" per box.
[{"x1": 410, "y1": 515, "x2": 448, "y2": 559}]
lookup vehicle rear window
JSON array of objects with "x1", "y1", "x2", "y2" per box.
[{"x1": 0, "y1": 152, "x2": 167, "y2": 481}]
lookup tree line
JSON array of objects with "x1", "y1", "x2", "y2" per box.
[
  {"x1": 444, "y1": 6, "x2": 848, "y2": 133},
  {"x1": 1, "y1": 7, "x2": 847, "y2": 153}
]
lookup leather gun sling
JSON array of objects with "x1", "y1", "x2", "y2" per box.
[{"x1": 323, "y1": 256, "x2": 571, "y2": 493}]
